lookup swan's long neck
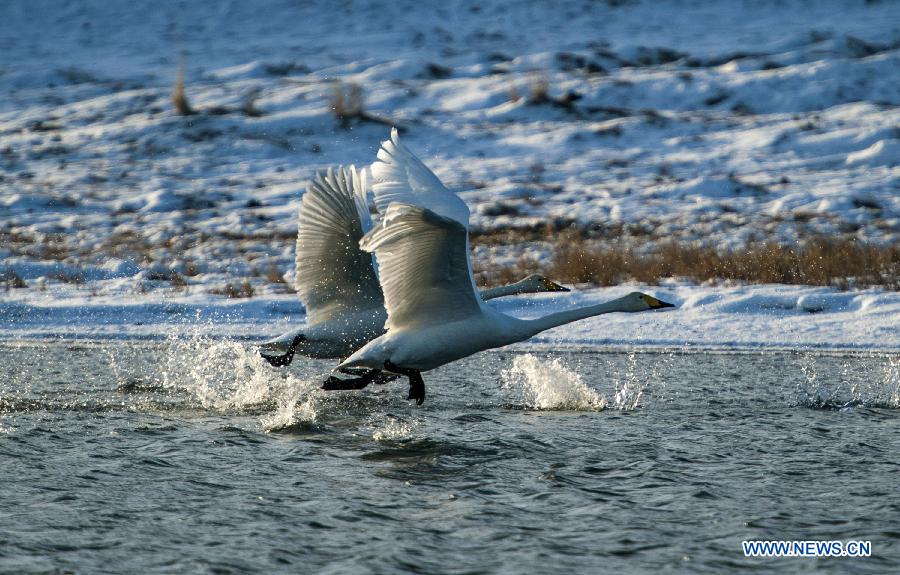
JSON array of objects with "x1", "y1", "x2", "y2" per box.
[
  {"x1": 519, "y1": 296, "x2": 635, "y2": 339},
  {"x1": 479, "y1": 279, "x2": 532, "y2": 300}
]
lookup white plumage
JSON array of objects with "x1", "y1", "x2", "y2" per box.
[
  {"x1": 370, "y1": 127, "x2": 470, "y2": 227},
  {"x1": 260, "y1": 156, "x2": 569, "y2": 364},
  {"x1": 360, "y1": 203, "x2": 484, "y2": 331},
  {"x1": 335, "y1": 133, "x2": 675, "y2": 404},
  {"x1": 294, "y1": 166, "x2": 382, "y2": 328}
]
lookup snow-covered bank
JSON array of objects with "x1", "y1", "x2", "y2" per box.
[
  {"x1": 2, "y1": 284, "x2": 897, "y2": 352},
  {"x1": 1, "y1": 0, "x2": 898, "y2": 293},
  {"x1": 1, "y1": 0, "x2": 897, "y2": 352}
]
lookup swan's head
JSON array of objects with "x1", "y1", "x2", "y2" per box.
[
  {"x1": 520, "y1": 274, "x2": 570, "y2": 293},
  {"x1": 621, "y1": 292, "x2": 676, "y2": 312}
]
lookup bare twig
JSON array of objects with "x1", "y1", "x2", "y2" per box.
[
  {"x1": 329, "y1": 82, "x2": 404, "y2": 130},
  {"x1": 241, "y1": 88, "x2": 264, "y2": 117},
  {"x1": 172, "y1": 62, "x2": 195, "y2": 116}
]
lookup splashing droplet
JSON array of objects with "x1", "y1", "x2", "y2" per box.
[
  {"x1": 613, "y1": 351, "x2": 643, "y2": 411},
  {"x1": 797, "y1": 353, "x2": 900, "y2": 410},
  {"x1": 372, "y1": 416, "x2": 415, "y2": 441},
  {"x1": 261, "y1": 375, "x2": 321, "y2": 432},
  {"x1": 134, "y1": 332, "x2": 327, "y2": 428},
  {"x1": 501, "y1": 354, "x2": 606, "y2": 411}
]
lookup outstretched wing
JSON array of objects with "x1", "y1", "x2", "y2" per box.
[
  {"x1": 360, "y1": 203, "x2": 483, "y2": 330},
  {"x1": 295, "y1": 166, "x2": 383, "y2": 326},
  {"x1": 370, "y1": 128, "x2": 471, "y2": 227}
]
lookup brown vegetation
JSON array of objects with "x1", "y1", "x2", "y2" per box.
[
  {"x1": 526, "y1": 74, "x2": 550, "y2": 105},
  {"x1": 265, "y1": 262, "x2": 286, "y2": 284},
  {"x1": 474, "y1": 234, "x2": 900, "y2": 290},
  {"x1": 172, "y1": 63, "x2": 195, "y2": 116},
  {"x1": 329, "y1": 81, "x2": 401, "y2": 130},
  {"x1": 2, "y1": 269, "x2": 27, "y2": 289},
  {"x1": 209, "y1": 280, "x2": 255, "y2": 299},
  {"x1": 510, "y1": 72, "x2": 583, "y2": 113},
  {"x1": 241, "y1": 88, "x2": 264, "y2": 117},
  {"x1": 169, "y1": 272, "x2": 188, "y2": 290},
  {"x1": 329, "y1": 82, "x2": 364, "y2": 127},
  {"x1": 50, "y1": 269, "x2": 84, "y2": 285}
]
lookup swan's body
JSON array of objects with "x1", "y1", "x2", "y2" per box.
[
  {"x1": 340, "y1": 290, "x2": 667, "y2": 373},
  {"x1": 338, "y1": 205, "x2": 673, "y2": 378},
  {"x1": 259, "y1": 165, "x2": 567, "y2": 365},
  {"x1": 342, "y1": 306, "x2": 529, "y2": 373},
  {"x1": 331, "y1": 130, "x2": 674, "y2": 404},
  {"x1": 261, "y1": 273, "x2": 564, "y2": 361}
]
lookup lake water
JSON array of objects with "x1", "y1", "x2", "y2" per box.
[{"x1": 1, "y1": 339, "x2": 899, "y2": 574}]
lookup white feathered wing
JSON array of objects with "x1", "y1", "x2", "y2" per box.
[
  {"x1": 359, "y1": 203, "x2": 485, "y2": 331},
  {"x1": 294, "y1": 166, "x2": 383, "y2": 327},
  {"x1": 369, "y1": 128, "x2": 470, "y2": 227}
]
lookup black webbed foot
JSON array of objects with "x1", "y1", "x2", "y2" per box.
[
  {"x1": 321, "y1": 369, "x2": 383, "y2": 391},
  {"x1": 261, "y1": 350, "x2": 293, "y2": 367},
  {"x1": 407, "y1": 377, "x2": 425, "y2": 405},
  {"x1": 322, "y1": 375, "x2": 371, "y2": 390},
  {"x1": 371, "y1": 373, "x2": 400, "y2": 386},
  {"x1": 259, "y1": 335, "x2": 305, "y2": 368},
  {"x1": 385, "y1": 361, "x2": 426, "y2": 405}
]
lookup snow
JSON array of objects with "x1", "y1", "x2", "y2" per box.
[
  {"x1": 1, "y1": 283, "x2": 897, "y2": 352},
  {"x1": 1, "y1": 0, "x2": 898, "y2": 350},
  {"x1": 846, "y1": 139, "x2": 900, "y2": 167}
]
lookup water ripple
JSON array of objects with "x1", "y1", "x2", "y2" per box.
[{"x1": 1, "y1": 342, "x2": 899, "y2": 573}]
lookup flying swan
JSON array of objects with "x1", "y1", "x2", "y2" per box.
[
  {"x1": 259, "y1": 165, "x2": 569, "y2": 366},
  {"x1": 326, "y1": 131, "x2": 675, "y2": 404}
]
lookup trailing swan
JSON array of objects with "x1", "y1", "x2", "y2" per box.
[
  {"x1": 259, "y1": 165, "x2": 568, "y2": 366},
  {"x1": 325, "y1": 132, "x2": 675, "y2": 404}
]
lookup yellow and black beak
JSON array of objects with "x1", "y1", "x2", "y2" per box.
[
  {"x1": 643, "y1": 294, "x2": 675, "y2": 309},
  {"x1": 543, "y1": 278, "x2": 570, "y2": 292}
]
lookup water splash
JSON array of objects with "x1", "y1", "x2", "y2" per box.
[
  {"x1": 850, "y1": 355, "x2": 900, "y2": 408},
  {"x1": 184, "y1": 339, "x2": 273, "y2": 409},
  {"x1": 371, "y1": 415, "x2": 415, "y2": 441},
  {"x1": 112, "y1": 332, "x2": 325, "y2": 429},
  {"x1": 612, "y1": 351, "x2": 644, "y2": 410},
  {"x1": 104, "y1": 347, "x2": 127, "y2": 388},
  {"x1": 260, "y1": 375, "x2": 321, "y2": 432},
  {"x1": 501, "y1": 354, "x2": 606, "y2": 411},
  {"x1": 796, "y1": 354, "x2": 841, "y2": 408},
  {"x1": 797, "y1": 353, "x2": 900, "y2": 409}
]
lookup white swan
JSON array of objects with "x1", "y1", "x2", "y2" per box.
[
  {"x1": 327, "y1": 135, "x2": 674, "y2": 404},
  {"x1": 259, "y1": 165, "x2": 568, "y2": 366}
]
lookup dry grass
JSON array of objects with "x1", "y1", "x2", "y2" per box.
[
  {"x1": 209, "y1": 280, "x2": 255, "y2": 299},
  {"x1": 2, "y1": 269, "x2": 27, "y2": 289},
  {"x1": 169, "y1": 272, "x2": 188, "y2": 290},
  {"x1": 476, "y1": 234, "x2": 899, "y2": 290},
  {"x1": 100, "y1": 230, "x2": 153, "y2": 263},
  {"x1": 241, "y1": 88, "x2": 264, "y2": 117},
  {"x1": 265, "y1": 262, "x2": 286, "y2": 284},
  {"x1": 328, "y1": 81, "x2": 402, "y2": 130},
  {"x1": 527, "y1": 74, "x2": 550, "y2": 105},
  {"x1": 510, "y1": 72, "x2": 582, "y2": 113},
  {"x1": 182, "y1": 260, "x2": 200, "y2": 277},
  {"x1": 472, "y1": 252, "x2": 547, "y2": 288},
  {"x1": 50, "y1": 270, "x2": 84, "y2": 285},
  {"x1": 329, "y1": 82, "x2": 364, "y2": 128},
  {"x1": 172, "y1": 62, "x2": 195, "y2": 116},
  {"x1": 556, "y1": 236, "x2": 899, "y2": 289}
]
